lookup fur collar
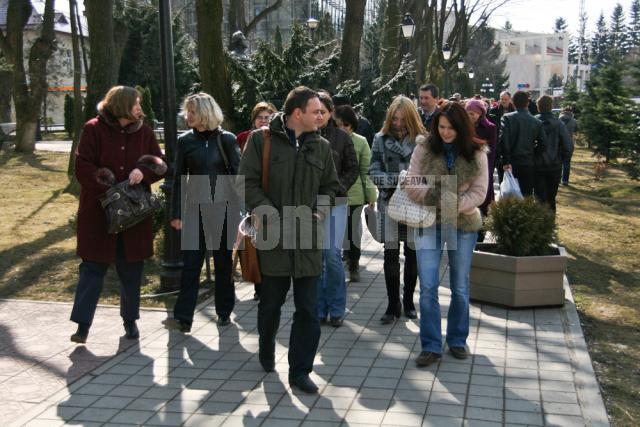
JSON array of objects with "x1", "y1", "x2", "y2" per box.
[{"x1": 98, "y1": 106, "x2": 143, "y2": 134}]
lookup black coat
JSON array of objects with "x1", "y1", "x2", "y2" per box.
[
  {"x1": 499, "y1": 109, "x2": 547, "y2": 166},
  {"x1": 321, "y1": 121, "x2": 359, "y2": 199},
  {"x1": 171, "y1": 128, "x2": 241, "y2": 220},
  {"x1": 535, "y1": 112, "x2": 573, "y2": 171}
]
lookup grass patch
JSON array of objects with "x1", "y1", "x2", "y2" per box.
[
  {"x1": 0, "y1": 149, "x2": 214, "y2": 308},
  {"x1": 556, "y1": 146, "x2": 640, "y2": 426}
]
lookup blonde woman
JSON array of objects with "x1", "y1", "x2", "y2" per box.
[
  {"x1": 169, "y1": 92, "x2": 241, "y2": 331},
  {"x1": 369, "y1": 95, "x2": 427, "y2": 324}
]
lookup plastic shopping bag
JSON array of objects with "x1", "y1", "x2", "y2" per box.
[{"x1": 500, "y1": 170, "x2": 524, "y2": 199}]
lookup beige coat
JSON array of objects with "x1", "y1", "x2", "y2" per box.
[{"x1": 404, "y1": 135, "x2": 489, "y2": 232}]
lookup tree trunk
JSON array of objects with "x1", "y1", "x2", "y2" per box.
[
  {"x1": 83, "y1": 0, "x2": 118, "y2": 120},
  {"x1": 68, "y1": 0, "x2": 84, "y2": 183},
  {"x1": 0, "y1": 0, "x2": 56, "y2": 153},
  {"x1": 339, "y1": 0, "x2": 366, "y2": 81},
  {"x1": 378, "y1": 0, "x2": 401, "y2": 81},
  {"x1": 196, "y1": 0, "x2": 235, "y2": 130},
  {"x1": 0, "y1": 68, "x2": 11, "y2": 122}
]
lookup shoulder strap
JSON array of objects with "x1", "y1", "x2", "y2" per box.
[
  {"x1": 216, "y1": 133, "x2": 230, "y2": 173},
  {"x1": 262, "y1": 129, "x2": 271, "y2": 191}
]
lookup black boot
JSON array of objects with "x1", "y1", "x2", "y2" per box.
[
  {"x1": 380, "y1": 301, "x2": 402, "y2": 324},
  {"x1": 348, "y1": 259, "x2": 360, "y2": 282},
  {"x1": 70, "y1": 323, "x2": 90, "y2": 343},
  {"x1": 123, "y1": 320, "x2": 139, "y2": 340}
]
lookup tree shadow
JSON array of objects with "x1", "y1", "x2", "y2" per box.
[{"x1": 0, "y1": 151, "x2": 63, "y2": 172}]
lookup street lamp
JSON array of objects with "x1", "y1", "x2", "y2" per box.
[
  {"x1": 401, "y1": 13, "x2": 416, "y2": 39},
  {"x1": 442, "y1": 43, "x2": 451, "y2": 60},
  {"x1": 468, "y1": 68, "x2": 475, "y2": 79},
  {"x1": 457, "y1": 58, "x2": 465, "y2": 69},
  {"x1": 307, "y1": 17, "x2": 319, "y2": 29}
]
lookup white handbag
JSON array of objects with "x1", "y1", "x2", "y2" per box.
[{"x1": 387, "y1": 170, "x2": 436, "y2": 228}]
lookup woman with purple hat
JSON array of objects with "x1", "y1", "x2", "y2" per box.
[{"x1": 465, "y1": 99, "x2": 497, "y2": 242}]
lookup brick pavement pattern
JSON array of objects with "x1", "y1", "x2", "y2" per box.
[{"x1": 5, "y1": 233, "x2": 609, "y2": 426}]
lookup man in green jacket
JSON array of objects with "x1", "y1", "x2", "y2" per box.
[{"x1": 238, "y1": 86, "x2": 340, "y2": 394}]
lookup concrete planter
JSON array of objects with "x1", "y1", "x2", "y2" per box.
[{"x1": 470, "y1": 243, "x2": 567, "y2": 307}]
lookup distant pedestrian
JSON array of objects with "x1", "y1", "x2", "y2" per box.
[
  {"x1": 534, "y1": 95, "x2": 573, "y2": 212},
  {"x1": 332, "y1": 93, "x2": 375, "y2": 146},
  {"x1": 236, "y1": 102, "x2": 276, "y2": 153},
  {"x1": 418, "y1": 84, "x2": 440, "y2": 131},
  {"x1": 70, "y1": 86, "x2": 167, "y2": 344},
  {"x1": 499, "y1": 90, "x2": 546, "y2": 196},
  {"x1": 559, "y1": 107, "x2": 578, "y2": 185}
]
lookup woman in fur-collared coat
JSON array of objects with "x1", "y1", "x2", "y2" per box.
[
  {"x1": 404, "y1": 101, "x2": 488, "y2": 367},
  {"x1": 70, "y1": 86, "x2": 167, "y2": 344}
]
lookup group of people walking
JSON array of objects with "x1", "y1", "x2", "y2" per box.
[{"x1": 68, "y1": 81, "x2": 576, "y2": 394}]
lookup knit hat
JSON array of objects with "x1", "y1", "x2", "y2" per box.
[{"x1": 465, "y1": 98, "x2": 486, "y2": 115}]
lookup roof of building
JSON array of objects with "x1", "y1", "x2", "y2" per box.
[{"x1": 0, "y1": 0, "x2": 88, "y2": 36}]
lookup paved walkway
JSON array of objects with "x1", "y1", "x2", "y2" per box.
[{"x1": 5, "y1": 234, "x2": 609, "y2": 426}]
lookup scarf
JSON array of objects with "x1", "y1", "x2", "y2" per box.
[{"x1": 443, "y1": 142, "x2": 456, "y2": 171}]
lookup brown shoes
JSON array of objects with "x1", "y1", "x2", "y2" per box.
[{"x1": 415, "y1": 351, "x2": 441, "y2": 367}]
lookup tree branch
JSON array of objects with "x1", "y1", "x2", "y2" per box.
[{"x1": 244, "y1": 0, "x2": 283, "y2": 35}]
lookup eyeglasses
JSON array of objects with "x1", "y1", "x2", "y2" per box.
[{"x1": 256, "y1": 115, "x2": 271, "y2": 121}]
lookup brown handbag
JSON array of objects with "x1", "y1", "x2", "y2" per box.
[{"x1": 238, "y1": 129, "x2": 271, "y2": 283}]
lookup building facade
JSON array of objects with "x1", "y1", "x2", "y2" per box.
[
  {"x1": 495, "y1": 29, "x2": 569, "y2": 98},
  {"x1": 0, "y1": 0, "x2": 89, "y2": 126}
]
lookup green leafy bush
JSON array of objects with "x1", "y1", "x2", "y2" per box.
[{"x1": 486, "y1": 196, "x2": 557, "y2": 257}]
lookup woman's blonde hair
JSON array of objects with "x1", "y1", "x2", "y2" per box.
[
  {"x1": 181, "y1": 92, "x2": 224, "y2": 130},
  {"x1": 98, "y1": 86, "x2": 142, "y2": 121},
  {"x1": 381, "y1": 95, "x2": 426, "y2": 141}
]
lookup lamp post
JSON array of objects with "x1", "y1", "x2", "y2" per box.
[
  {"x1": 401, "y1": 13, "x2": 416, "y2": 95},
  {"x1": 442, "y1": 43, "x2": 451, "y2": 98},
  {"x1": 158, "y1": 0, "x2": 182, "y2": 290}
]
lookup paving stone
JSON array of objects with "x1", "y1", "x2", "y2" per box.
[
  {"x1": 91, "y1": 395, "x2": 135, "y2": 410},
  {"x1": 183, "y1": 413, "x2": 228, "y2": 426},
  {"x1": 381, "y1": 410, "x2": 424, "y2": 426},
  {"x1": 504, "y1": 398, "x2": 542, "y2": 412},
  {"x1": 544, "y1": 414, "x2": 587, "y2": 427},
  {"x1": 466, "y1": 395, "x2": 503, "y2": 410},
  {"x1": 465, "y1": 407, "x2": 503, "y2": 422},
  {"x1": 541, "y1": 390, "x2": 578, "y2": 404},
  {"x1": 422, "y1": 415, "x2": 463, "y2": 426},
  {"x1": 109, "y1": 409, "x2": 155, "y2": 424},
  {"x1": 145, "y1": 410, "x2": 191, "y2": 426},
  {"x1": 72, "y1": 407, "x2": 120, "y2": 422},
  {"x1": 344, "y1": 409, "x2": 386, "y2": 424},
  {"x1": 426, "y1": 402, "x2": 465, "y2": 418}
]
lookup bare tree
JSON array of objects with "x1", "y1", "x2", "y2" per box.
[
  {"x1": 339, "y1": 0, "x2": 367, "y2": 81},
  {"x1": 0, "y1": 0, "x2": 56, "y2": 153},
  {"x1": 228, "y1": 0, "x2": 283, "y2": 41},
  {"x1": 83, "y1": 0, "x2": 129, "y2": 119},
  {"x1": 197, "y1": 0, "x2": 235, "y2": 130},
  {"x1": 0, "y1": 55, "x2": 11, "y2": 123},
  {"x1": 68, "y1": 0, "x2": 85, "y2": 181}
]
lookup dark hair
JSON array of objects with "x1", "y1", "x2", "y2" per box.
[
  {"x1": 334, "y1": 105, "x2": 358, "y2": 130},
  {"x1": 428, "y1": 101, "x2": 481, "y2": 162},
  {"x1": 99, "y1": 86, "x2": 142, "y2": 121},
  {"x1": 537, "y1": 95, "x2": 553, "y2": 113},
  {"x1": 318, "y1": 91, "x2": 334, "y2": 112},
  {"x1": 419, "y1": 83, "x2": 439, "y2": 98},
  {"x1": 332, "y1": 93, "x2": 351, "y2": 107},
  {"x1": 512, "y1": 91, "x2": 529, "y2": 109},
  {"x1": 284, "y1": 86, "x2": 319, "y2": 116}
]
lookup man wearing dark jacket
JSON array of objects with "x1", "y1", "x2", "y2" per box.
[
  {"x1": 559, "y1": 107, "x2": 578, "y2": 185},
  {"x1": 499, "y1": 90, "x2": 546, "y2": 196},
  {"x1": 535, "y1": 96, "x2": 573, "y2": 211},
  {"x1": 238, "y1": 86, "x2": 340, "y2": 394},
  {"x1": 418, "y1": 83, "x2": 439, "y2": 131}
]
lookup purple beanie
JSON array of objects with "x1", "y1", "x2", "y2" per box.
[{"x1": 465, "y1": 98, "x2": 486, "y2": 115}]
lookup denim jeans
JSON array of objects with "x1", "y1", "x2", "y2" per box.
[
  {"x1": 70, "y1": 235, "x2": 143, "y2": 326},
  {"x1": 415, "y1": 224, "x2": 477, "y2": 354},
  {"x1": 316, "y1": 203, "x2": 348, "y2": 319}
]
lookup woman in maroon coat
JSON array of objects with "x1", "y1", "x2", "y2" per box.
[
  {"x1": 465, "y1": 99, "x2": 497, "y2": 242},
  {"x1": 70, "y1": 86, "x2": 167, "y2": 343}
]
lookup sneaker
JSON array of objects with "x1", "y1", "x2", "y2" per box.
[
  {"x1": 449, "y1": 346, "x2": 468, "y2": 360},
  {"x1": 415, "y1": 351, "x2": 441, "y2": 367}
]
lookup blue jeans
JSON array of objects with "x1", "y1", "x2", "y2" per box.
[
  {"x1": 415, "y1": 224, "x2": 477, "y2": 354},
  {"x1": 316, "y1": 203, "x2": 348, "y2": 319}
]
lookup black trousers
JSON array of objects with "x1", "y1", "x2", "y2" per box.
[
  {"x1": 258, "y1": 275, "x2": 320, "y2": 378},
  {"x1": 383, "y1": 240, "x2": 418, "y2": 309},
  {"x1": 534, "y1": 168, "x2": 562, "y2": 212},
  {"x1": 510, "y1": 163, "x2": 535, "y2": 197},
  {"x1": 174, "y1": 217, "x2": 235, "y2": 324},
  {"x1": 70, "y1": 235, "x2": 143, "y2": 326},
  {"x1": 343, "y1": 204, "x2": 363, "y2": 264}
]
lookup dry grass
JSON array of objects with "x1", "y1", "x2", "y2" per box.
[
  {"x1": 556, "y1": 146, "x2": 640, "y2": 427},
  {"x1": 0, "y1": 150, "x2": 211, "y2": 307}
]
